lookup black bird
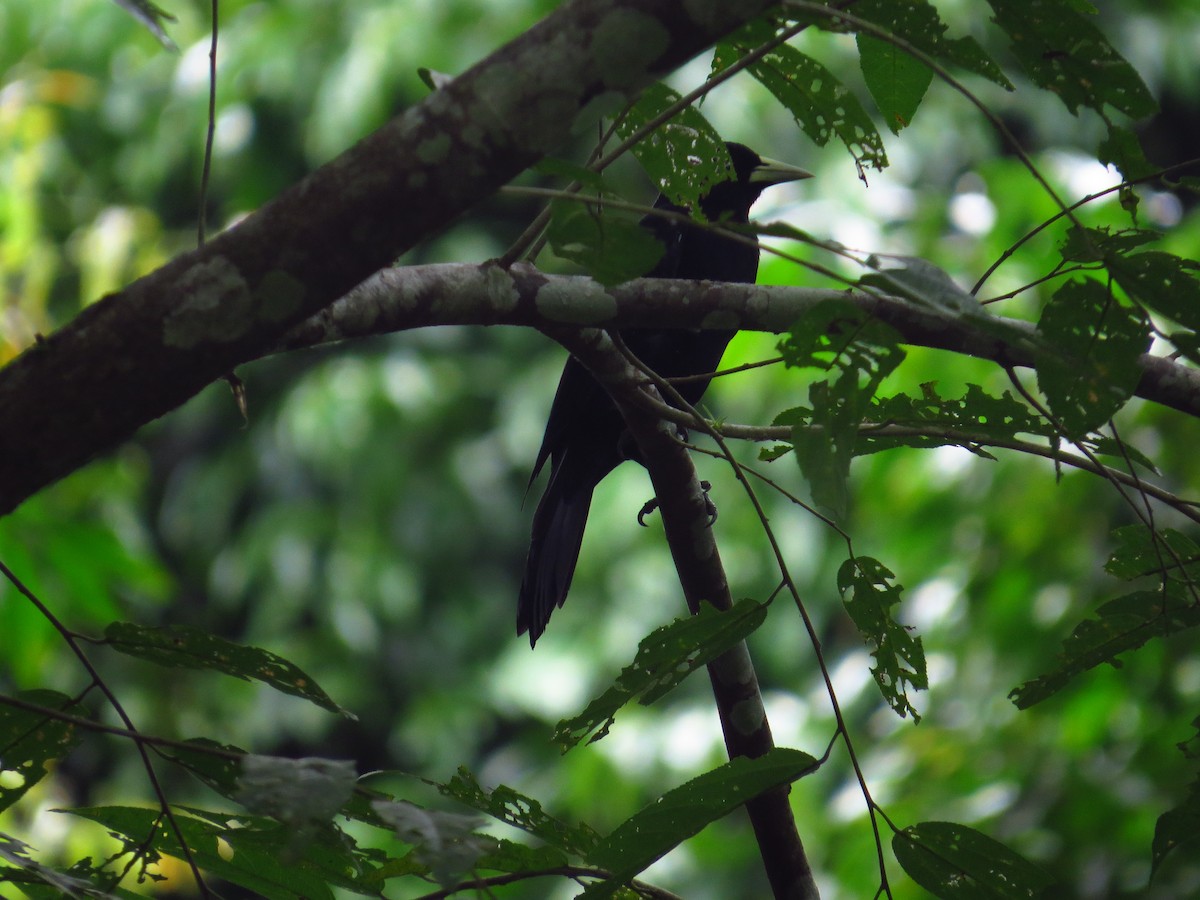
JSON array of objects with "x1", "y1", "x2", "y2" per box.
[{"x1": 518, "y1": 143, "x2": 812, "y2": 645}]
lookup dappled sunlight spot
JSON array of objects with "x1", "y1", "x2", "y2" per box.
[
  {"x1": 908, "y1": 576, "x2": 964, "y2": 630},
  {"x1": 924, "y1": 652, "x2": 956, "y2": 692},
  {"x1": 812, "y1": 650, "x2": 873, "y2": 711},
  {"x1": 491, "y1": 644, "x2": 590, "y2": 719},
  {"x1": 961, "y1": 781, "x2": 1019, "y2": 820},
  {"x1": 381, "y1": 353, "x2": 437, "y2": 413},
  {"x1": 1174, "y1": 657, "x2": 1200, "y2": 698},
  {"x1": 269, "y1": 533, "x2": 315, "y2": 593},
  {"x1": 661, "y1": 706, "x2": 724, "y2": 773},
  {"x1": 1049, "y1": 150, "x2": 1122, "y2": 201},
  {"x1": 930, "y1": 444, "x2": 978, "y2": 480},
  {"x1": 761, "y1": 691, "x2": 812, "y2": 748},
  {"x1": 215, "y1": 103, "x2": 254, "y2": 155},
  {"x1": 1032, "y1": 583, "x2": 1072, "y2": 626},
  {"x1": 949, "y1": 191, "x2": 997, "y2": 236},
  {"x1": 0, "y1": 767, "x2": 26, "y2": 790},
  {"x1": 595, "y1": 713, "x2": 660, "y2": 779}
]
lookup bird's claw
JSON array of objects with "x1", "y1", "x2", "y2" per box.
[{"x1": 636, "y1": 481, "x2": 717, "y2": 527}]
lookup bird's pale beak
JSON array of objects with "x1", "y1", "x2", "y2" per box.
[{"x1": 749, "y1": 156, "x2": 814, "y2": 186}]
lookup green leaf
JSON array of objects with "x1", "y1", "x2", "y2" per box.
[
  {"x1": 0, "y1": 691, "x2": 85, "y2": 813},
  {"x1": 986, "y1": 0, "x2": 1157, "y2": 118},
  {"x1": 863, "y1": 384, "x2": 1043, "y2": 453},
  {"x1": 614, "y1": 83, "x2": 731, "y2": 211},
  {"x1": 0, "y1": 834, "x2": 137, "y2": 898},
  {"x1": 858, "y1": 32, "x2": 933, "y2": 133},
  {"x1": 584, "y1": 749, "x2": 819, "y2": 894},
  {"x1": 553, "y1": 599, "x2": 768, "y2": 750},
  {"x1": 1104, "y1": 525, "x2": 1200, "y2": 582},
  {"x1": 104, "y1": 622, "x2": 348, "y2": 716},
  {"x1": 893, "y1": 821, "x2": 1058, "y2": 897},
  {"x1": 1152, "y1": 781, "x2": 1200, "y2": 878},
  {"x1": 848, "y1": 0, "x2": 1013, "y2": 90},
  {"x1": 67, "y1": 806, "x2": 380, "y2": 899},
  {"x1": 859, "y1": 255, "x2": 985, "y2": 317},
  {"x1": 1010, "y1": 587, "x2": 1200, "y2": 708},
  {"x1": 437, "y1": 767, "x2": 600, "y2": 858},
  {"x1": 546, "y1": 200, "x2": 664, "y2": 286},
  {"x1": 779, "y1": 299, "x2": 905, "y2": 520},
  {"x1": 1108, "y1": 250, "x2": 1200, "y2": 334},
  {"x1": 1059, "y1": 225, "x2": 1161, "y2": 264},
  {"x1": 1098, "y1": 125, "x2": 1157, "y2": 182},
  {"x1": 837, "y1": 557, "x2": 927, "y2": 720},
  {"x1": 1034, "y1": 279, "x2": 1150, "y2": 437},
  {"x1": 730, "y1": 41, "x2": 888, "y2": 172}
]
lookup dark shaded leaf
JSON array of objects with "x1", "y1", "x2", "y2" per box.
[
  {"x1": 1104, "y1": 525, "x2": 1200, "y2": 582},
  {"x1": 104, "y1": 622, "x2": 348, "y2": 716},
  {"x1": 110, "y1": 0, "x2": 177, "y2": 49},
  {"x1": 986, "y1": 0, "x2": 1156, "y2": 118},
  {"x1": 846, "y1": 0, "x2": 1013, "y2": 90},
  {"x1": 554, "y1": 599, "x2": 767, "y2": 749},
  {"x1": 837, "y1": 557, "x2": 927, "y2": 720},
  {"x1": 615, "y1": 83, "x2": 730, "y2": 211},
  {"x1": 438, "y1": 767, "x2": 600, "y2": 858},
  {"x1": 1010, "y1": 587, "x2": 1200, "y2": 708},
  {"x1": 1034, "y1": 279, "x2": 1150, "y2": 437},
  {"x1": 1152, "y1": 782, "x2": 1200, "y2": 878},
  {"x1": 583, "y1": 749, "x2": 819, "y2": 895},
  {"x1": 893, "y1": 821, "x2": 1058, "y2": 897},
  {"x1": 546, "y1": 200, "x2": 664, "y2": 286},
  {"x1": 67, "y1": 806, "x2": 381, "y2": 899},
  {"x1": 722, "y1": 41, "x2": 887, "y2": 171},
  {"x1": 858, "y1": 32, "x2": 933, "y2": 133},
  {"x1": 0, "y1": 691, "x2": 86, "y2": 813}
]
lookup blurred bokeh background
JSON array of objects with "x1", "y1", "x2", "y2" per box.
[{"x1": 2, "y1": 0, "x2": 1199, "y2": 897}]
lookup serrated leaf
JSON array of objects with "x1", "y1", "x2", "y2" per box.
[
  {"x1": 437, "y1": 767, "x2": 599, "y2": 858},
  {"x1": 893, "y1": 821, "x2": 1058, "y2": 897},
  {"x1": 546, "y1": 200, "x2": 664, "y2": 286},
  {"x1": 1034, "y1": 279, "x2": 1150, "y2": 437},
  {"x1": 0, "y1": 691, "x2": 86, "y2": 813},
  {"x1": 837, "y1": 557, "x2": 927, "y2": 720},
  {"x1": 986, "y1": 0, "x2": 1156, "y2": 118},
  {"x1": 614, "y1": 83, "x2": 730, "y2": 211},
  {"x1": 1010, "y1": 587, "x2": 1200, "y2": 708},
  {"x1": 584, "y1": 749, "x2": 819, "y2": 895},
  {"x1": 732, "y1": 42, "x2": 888, "y2": 172},
  {"x1": 554, "y1": 599, "x2": 768, "y2": 749},
  {"x1": 104, "y1": 622, "x2": 348, "y2": 716}
]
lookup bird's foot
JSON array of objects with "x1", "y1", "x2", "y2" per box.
[{"x1": 637, "y1": 481, "x2": 717, "y2": 527}]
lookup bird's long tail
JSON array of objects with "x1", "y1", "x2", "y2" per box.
[{"x1": 517, "y1": 467, "x2": 593, "y2": 646}]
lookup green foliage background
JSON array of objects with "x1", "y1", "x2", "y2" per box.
[{"x1": 2, "y1": 0, "x2": 1200, "y2": 897}]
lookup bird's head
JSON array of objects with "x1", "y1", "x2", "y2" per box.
[{"x1": 700, "y1": 142, "x2": 813, "y2": 222}]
